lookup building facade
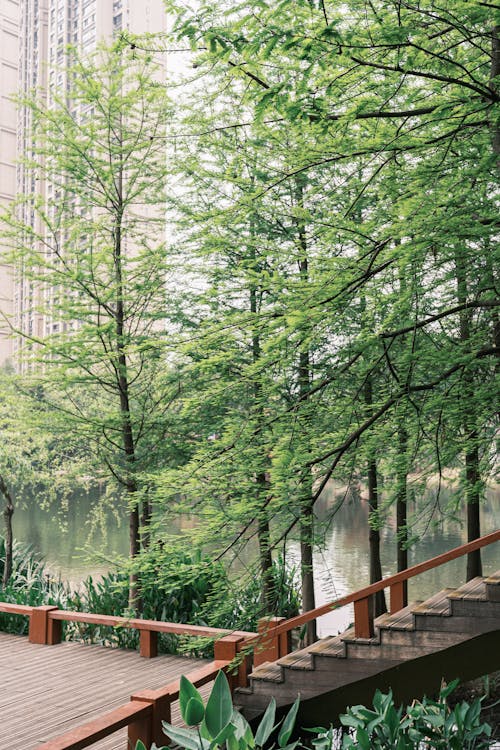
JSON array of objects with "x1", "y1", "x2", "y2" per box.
[
  {"x1": 0, "y1": 0, "x2": 20, "y2": 367},
  {"x1": 8, "y1": 0, "x2": 168, "y2": 368}
]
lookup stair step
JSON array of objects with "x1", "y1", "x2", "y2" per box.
[
  {"x1": 308, "y1": 635, "x2": 346, "y2": 658},
  {"x1": 341, "y1": 627, "x2": 379, "y2": 646},
  {"x1": 235, "y1": 686, "x2": 253, "y2": 695},
  {"x1": 376, "y1": 603, "x2": 420, "y2": 631},
  {"x1": 277, "y1": 649, "x2": 313, "y2": 670},
  {"x1": 485, "y1": 570, "x2": 500, "y2": 602},
  {"x1": 485, "y1": 570, "x2": 500, "y2": 585},
  {"x1": 412, "y1": 588, "x2": 455, "y2": 616},
  {"x1": 250, "y1": 662, "x2": 283, "y2": 683},
  {"x1": 448, "y1": 577, "x2": 486, "y2": 602}
]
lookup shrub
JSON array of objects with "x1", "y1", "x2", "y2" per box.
[
  {"x1": 337, "y1": 681, "x2": 493, "y2": 749},
  {"x1": 155, "y1": 669, "x2": 300, "y2": 750},
  {"x1": 0, "y1": 538, "x2": 300, "y2": 656}
]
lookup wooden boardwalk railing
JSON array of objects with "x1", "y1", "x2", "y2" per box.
[
  {"x1": 0, "y1": 530, "x2": 498, "y2": 748},
  {"x1": 252, "y1": 529, "x2": 500, "y2": 664}
]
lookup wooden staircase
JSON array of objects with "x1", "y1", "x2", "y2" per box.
[{"x1": 236, "y1": 572, "x2": 500, "y2": 716}]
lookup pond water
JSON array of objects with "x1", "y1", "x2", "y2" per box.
[{"x1": 11, "y1": 481, "x2": 500, "y2": 636}]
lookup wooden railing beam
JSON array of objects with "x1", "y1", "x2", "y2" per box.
[
  {"x1": 214, "y1": 634, "x2": 249, "y2": 688},
  {"x1": 29, "y1": 605, "x2": 59, "y2": 645},
  {"x1": 254, "y1": 617, "x2": 290, "y2": 667},
  {"x1": 36, "y1": 701, "x2": 153, "y2": 749},
  {"x1": 139, "y1": 629, "x2": 158, "y2": 658},
  {"x1": 132, "y1": 689, "x2": 172, "y2": 747}
]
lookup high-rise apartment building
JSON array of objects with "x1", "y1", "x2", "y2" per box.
[
  {"x1": 0, "y1": 0, "x2": 20, "y2": 366},
  {"x1": 3, "y1": 0, "x2": 168, "y2": 367}
]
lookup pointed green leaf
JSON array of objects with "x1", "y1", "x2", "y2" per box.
[
  {"x1": 254, "y1": 697, "x2": 277, "y2": 747},
  {"x1": 180, "y1": 675, "x2": 205, "y2": 725},
  {"x1": 162, "y1": 722, "x2": 207, "y2": 750},
  {"x1": 278, "y1": 696, "x2": 300, "y2": 747},
  {"x1": 204, "y1": 671, "x2": 233, "y2": 738},
  {"x1": 210, "y1": 722, "x2": 238, "y2": 749},
  {"x1": 185, "y1": 697, "x2": 206, "y2": 726}
]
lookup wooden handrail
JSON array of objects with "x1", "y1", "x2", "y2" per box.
[
  {"x1": 48, "y1": 609, "x2": 255, "y2": 639},
  {"x1": 0, "y1": 602, "x2": 34, "y2": 616},
  {"x1": 37, "y1": 701, "x2": 152, "y2": 750},
  {"x1": 0, "y1": 599, "x2": 257, "y2": 657},
  {"x1": 271, "y1": 529, "x2": 500, "y2": 640}
]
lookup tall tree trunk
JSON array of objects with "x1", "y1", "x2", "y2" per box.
[
  {"x1": 0, "y1": 476, "x2": 14, "y2": 587},
  {"x1": 455, "y1": 250, "x2": 482, "y2": 579},
  {"x1": 296, "y1": 181, "x2": 317, "y2": 644},
  {"x1": 114, "y1": 171, "x2": 142, "y2": 611},
  {"x1": 257, "y1": 474, "x2": 274, "y2": 612},
  {"x1": 364, "y1": 376, "x2": 387, "y2": 616},
  {"x1": 298, "y1": 343, "x2": 317, "y2": 642},
  {"x1": 396, "y1": 424, "x2": 408, "y2": 606},
  {"x1": 250, "y1": 249, "x2": 274, "y2": 613}
]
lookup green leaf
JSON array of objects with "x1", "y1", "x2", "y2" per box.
[
  {"x1": 204, "y1": 671, "x2": 233, "y2": 738},
  {"x1": 185, "y1": 697, "x2": 206, "y2": 726},
  {"x1": 254, "y1": 697, "x2": 277, "y2": 747},
  {"x1": 210, "y1": 722, "x2": 238, "y2": 749},
  {"x1": 135, "y1": 742, "x2": 147, "y2": 750},
  {"x1": 179, "y1": 675, "x2": 205, "y2": 725},
  {"x1": 162, "y1": 722, "x2": 207, "y2": 750},
  {"x1": 278, "y1": 696, "x2": 300, "y2": 747}
]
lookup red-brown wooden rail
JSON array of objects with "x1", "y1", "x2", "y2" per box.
[
  {"x1": 0, "y1": 600, "x2": 255, "y2": 658},
  {"x1": 251, "y1": 529, "x2": 500, "y2": 665}
]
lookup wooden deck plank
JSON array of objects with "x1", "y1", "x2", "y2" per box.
[{"x1": 0, "y1": 633, "x2": 210, "y2": 749}]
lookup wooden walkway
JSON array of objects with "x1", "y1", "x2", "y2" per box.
[{"x1": 0, "y1": 633, "x2": 208, "y2": 749}]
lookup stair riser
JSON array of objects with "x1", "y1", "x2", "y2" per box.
[
  {"x1": 449, "y1": 599, "x2": 500, "y2": 618},
  {"x1": 414, "y1": 613, "x2": 500, "y2": 635},
  {"x1": 486, "y1": 584, "x2": 500, "y2": 602},
  {"x1": 345, "y1": 634, "x2": 466, "y2": 661},
  {"x1": 250, "y1": 656, "x2": 401, "y2": 701}
]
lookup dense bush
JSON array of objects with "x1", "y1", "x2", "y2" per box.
[
  {"x1": 334, "y1": 681, "x2": 493, "y2": 749},
  {"x1": 0, "y1": 538, "x2": 301, "y2": 654},
  {"x1": 0, "y1": 539, "x2": 69, "y2": 634}
]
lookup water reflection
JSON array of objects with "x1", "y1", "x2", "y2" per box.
[
  {"x1": 288, "y1": 484, "x2": 500, "y2": 635},
  {"x1": 11, "y1": 482, "x2": 500, "y2": 634},
  {"x1": 13, "y1": 486, "x2": 129, "y2": 582}
]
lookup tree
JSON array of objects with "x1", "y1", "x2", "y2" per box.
[
  {"x1": 167, "y1": 0, "x2": 499, "y2": 581},
  {"x1": 1, "y1": 41, "x2": 176, "y2": 608}
]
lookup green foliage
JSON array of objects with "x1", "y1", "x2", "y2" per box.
[
  {"x1": 0, "y1": 539, "x2": 70, "y2": 633},
  {"x1": 200, "y1": 556, "x2": 301, "y2": 633},
  {"x1": 338, "y1": 682, "x2": 493, "y2": 750},
  {"x1": 161, "y1": 670, "x2": 300, "y2": 750},
  {"x1": 0, "y1": 540, "x2": 298, "y2": 655}
]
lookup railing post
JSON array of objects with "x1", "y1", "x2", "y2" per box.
[
  {"x1": 130, "y1": 691, "x2": 168, "y2": 748},
  {"x1": 139, "y1": 629, "x2": 158, "y2": 658},
  {"x1": 354, "y1": 596, "x2": 374, "y2": 638},
  {"x1": 214, "y1": 634, "x2": 249, "y2": 688},
  {"x1": 390, "y1": 580, "x2": 407, "y2": 613},
  {"x1": 254, "y1": 617, "x2": 290, "y2": 667},
  {"x1": 29, "y1": 606, "x2": 59, "y2": 645}
]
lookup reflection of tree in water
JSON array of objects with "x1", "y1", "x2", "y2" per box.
[
  {"x1": 22, "y1": 517, "x2": 42, "y2": 553},
  {"x1": 309, "y1": 482, "x2": 500, "y2": 634},
  {"x1": 12, "y1": 477, "x2": 499, "y2": 615}
]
